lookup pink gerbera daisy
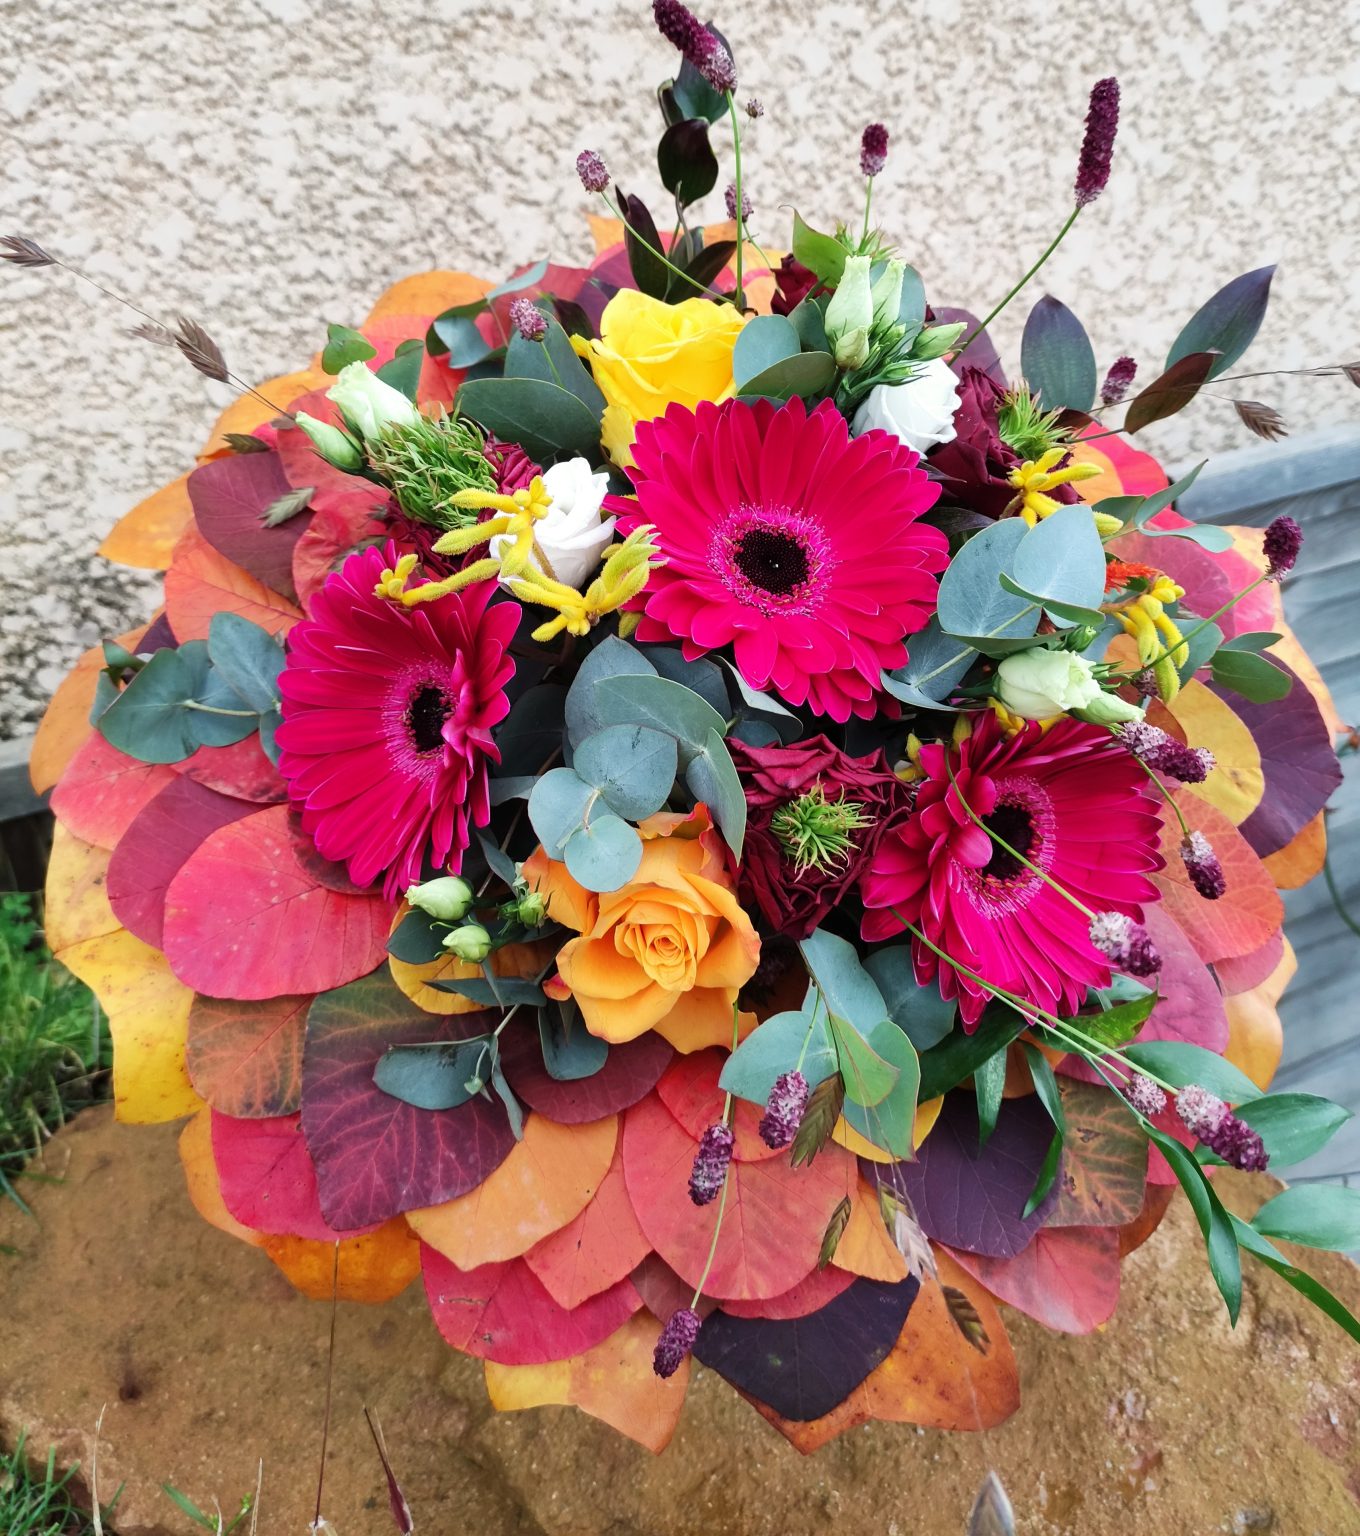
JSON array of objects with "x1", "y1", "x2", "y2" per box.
[
  {"x1": 275, "y1": 541, "x2": 518, "y2": 897},
  {"x1": 860, "y1": 713, "x2": 1165, "y2": 1028},
  {"x1": 609, "y1": 397, "x2": 947, "y2": 722}
]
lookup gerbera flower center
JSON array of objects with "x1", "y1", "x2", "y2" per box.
[
  {"x1": 733, "y1": 526, "x2": 811, "y2": 597},
  {"x1": 407, "y1": 683, "x2": 454, "y2": 754},
  {"x1": 980, "y1": 801, "x2": 1037, "y2": 881}
]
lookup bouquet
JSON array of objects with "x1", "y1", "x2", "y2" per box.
[{"x1": 18, "y1": 0, "x2": 1358, "y2": 1456}]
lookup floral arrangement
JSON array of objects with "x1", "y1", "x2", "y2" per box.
[{"x1": 16, "y1": 0, "x2": 1359, "y2": 1455}]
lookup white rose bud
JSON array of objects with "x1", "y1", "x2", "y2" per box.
[
  {"x1": 293, "y1": 411, "x2": 365, "y2": 471},
  {"x1": 492, "y1": 457, "x2": 616, "y2": 590},
  {"x1": 405, "y1": 875, "x2": 474, "y2": 921},
  {"x1": 825, "y1": 254, "x2": 874, "y2": 370},
  {"x1": 442, "y1": 923, "x2": 493, "y2": 962},
  {"x1": 326, "y1": 360, "x2": 420, "y2": 441},
  {"x1": 995, "y1": 649, "x2": 1104, "y2": 719},
  {"x1": 1076, "y1": 687, "x2": 1146, "y2": 726},
  {"x1": 870, "y1": 258, "x2": 906, "y2": 331},
  {"x1": 851, "y1": 357, "x2": 962, "y2": 454}
]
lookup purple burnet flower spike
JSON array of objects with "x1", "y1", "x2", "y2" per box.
[
  {"x1": 688, "y1": 1122, "x2": 734, "y2": 1205},
  {"x1": 576, "y1": 150, "x2": 610, "y2": 194},
  {"x1": 1181, "y1": 831, "x2": 1227, "y2": 900},
  {"x1": 653, "y1": 1305, "x2": 701, "y2": 1379},
  {"x1": 860, "y1": 122, "x2": 889, "y2": 178},
  {"x1": 744, "y1": 97, "x2": 764, "y2": 119},
  {"x1": 724, "y1": 182, "x2": 753, "y2": 222},
  {"x1": 1074, "y1": 77, "x2": 1120, "y2": 208},
  {"x1": 508, "y1": 298, "x2": 547, "y2": 342},
  {"x1": 1088, "y1": 912, "x2": 1161, "y2": 978},
  {"x1": 1101, "y1": 355, "x2": 1137, "y2": 405},
  {"x1": 652, "y1": 0, "x2": 736, "y2": 94},
  {"x1": 1122, "y1": 1073, "x2": 1168, "y2": 1118},
  {"x1": 1116, "y1": 721, "x2": 1215, "y2": 784},
  {"x1": 1263, "y1": 514, "x2": 1303, "y2": 580},
  {"x1": 1176, "y1": 1084, "x2": 1269, "y2": 1171},
  {"x1": 759, "y1": 1070, "x2": 809, "y2": 1149}
]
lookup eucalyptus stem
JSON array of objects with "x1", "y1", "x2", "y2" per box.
[
  {"x1": 958, "y1": 206, "x2": 1081, "y2": 355},
  {"x1": 181, "y1": 700, "x2": 259, "y2": 718}
]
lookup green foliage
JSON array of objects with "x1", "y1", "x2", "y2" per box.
[
  {"x1": 0, "y1": 895, "x2": 108, "y2": 1201},
  {"x1": 996, "y1": 385, "x2": 1071, "y2": 460},
  {"x1": 0, "y1": 1432, "x2": 107, "y2": 1536},
  {"x1": 321, "y1": 322, "x2": 376, "y2": 375},
  {"x1": 1019, "y1": 296, "x2": 1096, "y2": 414},
  {"x1": 366, "y1": 411, "x2": 497, "y2": 530},
  {"x1": 457, "y1": 376, "x2": 602, "y2": 463},
  {"x1": 1210, "y1": 646, "x2": 1293, "y2": 703}
]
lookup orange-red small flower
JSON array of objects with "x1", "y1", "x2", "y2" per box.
[{"x1": 523, "y1": 807, "x2": 761, "y2": 1052}]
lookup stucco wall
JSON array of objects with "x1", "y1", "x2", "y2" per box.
[{"x1": 3, "y1": 0, "x2": 1357, "y2": 738}]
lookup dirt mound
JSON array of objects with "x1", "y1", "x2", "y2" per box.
[{"x1": 1, "y1": 1107, "x2": 1357, "y2": 1535}]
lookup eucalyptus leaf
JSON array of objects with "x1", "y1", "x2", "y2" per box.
[
  {"x1": 936, "y1": 519, "x2": 1040, "y2": 644},
  {"x1": 321, "y1": 323, "x2": 376, "y2": 375},
  {"x1": 527, "y1": 767, "x2": 596, "y2": 857},
  {"x1": 573, "y1": 724, "x2": 678, "y2": 821},
  {"x1": 563, "y1": 813, "x2": 644, "y2": 892},
  {"x1": 504, "y1": 319, "x2": 605, "y2": 415},
  {"x1": 429, "y1": 977, "x2": 548, "y2": 1008},
  {"x1": 862, "y1": 947, "x2": 956, "y2": 1050},
  {"x1": 594, "y1": 673, "x2": 727, "y2": 757},
  {"x1": 431, "y1": 312, "x2": 493, "y2": 368},
  {"x1": 96, "y1": 646, "x2": 201, "y2": 764},
  {"x1": 791, "y1": 210, "x2": 847, "y2": 285},
  {"x1": 538, "y1": 1006, "x2": 610, "y2": 1081},
  {"x1": 565, "y1": 636, "x2": 656, "y2": 746},
  {"x1": 880, "y1": 618, "x2": 976, "y2": 710},
  {"x1": 376, "y1": 339, "x2": 424, "y2": 401},
  {"x1": 457, "y1": 377, "x2": 602, "y2": 463},
  {"x1": 206, "y1": 612, "x2": 284, "y2": 714},
  {"x1": 798, "y1": 928, "x2": 890, "y2": 1034},
  {"x1": 1006, "y1": 504, "x2": 1108, "y2": 618},
  {"x1": 737, "y1": 351, "x2": 837, "y2": 402},
  {"x1": 827, "y1": 1012, "x2": 899, "y2": 1108},
  {"x1": 373, "y1": 1036, "x2": 496, "y2": 1111},
  {"x1": 841, "y1": 1019, "x2": 920, "y2": 1157},
  {"x1": 1210, "y1": 648, "x2": 1292, "y2": 703},
  {"x1": 733, "y1": 314, "x2": 801, "y2": 388},
  {"x1": 684, "y1": 728, "x2": 747, "y2": 856},
  {"x1": 719, "y1": 1003, "x2": 837, "y2": 1103}
]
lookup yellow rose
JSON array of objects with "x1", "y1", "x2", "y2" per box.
[
  {"x1": 522, "y1": 807, "x2": 761, "y2": 1052},
  {"x1": 572, "y1": 290, "x2": 745, "y2": 468}
]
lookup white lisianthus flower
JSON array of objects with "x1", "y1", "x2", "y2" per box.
[
  {"x1": 851, "y1": 357, "x2": 962, "y2": 455},
  {"x1": 326, "y1": 360, "x2": 420, "y2": 441},
  {"x1": 996, "y1": 649, "x2": 1104, "y2": 719},
  {"x1": 493, "y1": 457, "x2": 616, "y2": 589}
]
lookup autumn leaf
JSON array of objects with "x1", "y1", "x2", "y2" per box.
[
  {"x1": 49, "y1": 732, "x2": 176, "y2": 851},
  {"x1": 98, "y1": 473, "x2": 194, "y2": 571},
  {"x1": 164, "y1": 526, "x2": 301, "y2": 644},
  {"x1": 522, "y1": 1145, "x2": 652, "y2": 1310}
]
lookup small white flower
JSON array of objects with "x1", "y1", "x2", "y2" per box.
[
  {"x1": 326, "y1": 360, "x2": 419, "y2": 441},
  {"x1": 493, "y1": 457, "x2": 616, "y2": 589},
  {"x1": 405, "y1": 875, "x2": 474, "y2": 921},
  {"x1": 851, "y1": 357, "x2": 961, "y2": 455}
]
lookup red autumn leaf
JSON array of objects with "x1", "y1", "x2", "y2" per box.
[
  {"x1": 630, "y1": 1252, "x2": 718, "y2": 1322},
  {"x1": 499, "y1": 1026, "x2": 672, "y2": 1124},
  {"x1": 656, "y1": 1048, "x2": 783, "y2": 1162},
  {"x1": 186, "y1": 993, "x2": 309, "y2": 1118},
  {"x1": 174, "y1": 735, "x2": 287, "y2": 804},
  {"x1": 421, "y1": 1244, "x2": 641, "y2": 1365},
  {"x1": 1215, "y1": 927, "x2": 1285, "y2": 995},
  {"x1": 300, "y1": 969, "x2": 517, "y2": 1231},
  {"x1": 164, "y1": 526, "x2": 301, "y2": 643},
  {"x1": 49, "y1": 732, "x2": 176, "y2": 850},
  {"x1": 276, "y1": 392, "x2": 392, "y2": 519},
  {"x1": 1152, "y1": 791, "x2": 1283, "y2": 963},
  {"x1": 522, "y1": 1145, "x2": 651, "y2": 1310},
  {"x1": 291, "y1": 502, "x2": 388, "y2": 614},
  {"x1": 107, "y1": 776, "x2": 258, "y2": 947},
  {"x1": 211, "y1": 1109, "x2": 376, "y2": 1240},
  {"x1": 161, "y1": 804, "x2": 391, "y2": 999},
  {"x1": 719, "y1": 1263, "x2": 856, "y2": 1320},
  {"x1": 187, "y1": 450, "x2": 312, "y2": 600},
  {"x1": 946, "y1": 1225, "x2": 1121, "y2": 1335},
  {"x1": 621, "y1": 1091, "x2": 855, "y2": 1302}
]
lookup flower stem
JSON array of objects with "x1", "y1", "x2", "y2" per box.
[
  {"x1": 726, "y1": 92, "x2": 747, "y2": 308},
  {"x1": 599, "y1": 193, "x2": 732, "y2": 304},
  {"x1": 958, "y1": 206, "x2": 1081, "y2": 355},
  {"x1": 690, "y1": 1004, "x2": 742, "y2": 1308},
  {"x1": 1131, "y1": 575, "x2": 1268, "y2": 674},
  {"x1": 861, "y1": 176, "x2": 874, "y2": 246},
  {"x1": 181, "y1": 700, "x2": 259, "y2": 718}
]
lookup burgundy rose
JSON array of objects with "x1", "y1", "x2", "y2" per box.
[
  {"x1": 929, "y1": 366, "x2": 1081, "y2": 521},
  {"x1": 770, "y1": 254, "x2": 821, "y2": 317},
  {"x1": 729, "y1": 735, "x2": 907, "y2": 939}
]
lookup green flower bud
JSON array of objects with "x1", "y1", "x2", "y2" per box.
[
  {"x1": 911, "y1": 321, "x2": 966, "y2": 361},
  {"x1": 1075, "y1": 688, "x2": 1146, "y2": 726},
  {"x1": 442, "y1": 923, "x2": 493, "y2": 962},
  {"x1": 870, "y1": 259, "x2": 906, "y2": 332},
  {"x1": 293, "y1": 411, "x2": 364, "y2": 471},
  {"x1": 514, "y1": 889, "x2": 548, "y2": 928},
  {"x1": 825, "y1": 254, "x2": 873, "y2": 369},
  {"x1": 405, "y1": 874, "x2": 474, "y2": 921}
]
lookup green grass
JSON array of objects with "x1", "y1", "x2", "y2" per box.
[
  {"x1": 0, "y1": 1433, "x2": 102, "y2": 1535},
  {"x1": 0, "y1": 891, "x2": 110, "y2": 1208}
]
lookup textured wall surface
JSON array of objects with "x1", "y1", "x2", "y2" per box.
[{"x1": 3, "y1": 0, "x2": 1358, "y2": 736}]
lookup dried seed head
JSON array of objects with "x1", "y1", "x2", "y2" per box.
[
  {"x1": 509, "y1": 297, "x2": 547, "y2": 341},
  {"x1": 724, "y1": 182, "x2": 753, "y2": 222},
  {"x1": 759, "y1": 1070, "x2": 809, "y2": 1149},
  {"x1": 1088, "y1": 912, "x2": 1161, "y2": 978},
  {"x1": 1122, "y1": 1073, "x2": 1168, "y2": 1118}
]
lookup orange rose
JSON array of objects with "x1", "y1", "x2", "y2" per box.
[{"x1": 523, "y1": 807, "x2": 761, "y2": 1053}]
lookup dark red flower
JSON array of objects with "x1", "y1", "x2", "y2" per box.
[
  {"x1": 730, "y1": 734, "x2": 908, "y2": 939},
  {"x1": 770, "y1": 254, "x2": 820, "y2": 317}
]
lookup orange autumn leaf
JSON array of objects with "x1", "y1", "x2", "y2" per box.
[
  {"x1": 1224, "y1": 937, "x2": 1295, "y2": 1091},
  {"x1": 484, "y1": 1310, "x2": 689, "y2": 1454},
  {"x1": 29, "y1": 623, "x2": 147, "y2": 794},
  {"x1": 362, "y1": 270, "x2": 491, "y2": 327},
  {"x1": 523, "y1": 1145, "x2": 651, "y2": 1309},
  {"x1": 1263, "y1": 811, "x2": 1327, "y2": 889},
  {"x1": 1152, "y1": 791, "x2": 1283, "y2": 963},
  {"x1": 407, "y1": 1114, "x2": 618, "y2": 1269},
  {"x1": 98, "y1": 472, "x2": 194, "y2": 570},
  {"x1": 748, "y1": 1248, "x2": 1018, "y2": 1450},
  {"x1": 178, "y1": 1106, "x2": 266, "y2": 1249},
  {"x1": 263, "y1": 1219, "x2": 421, "y2": 1303},
  {"x1": 1162, "y1": 679, "x2": 1264, "y2": 825},
  {"x1": 198, "y1": 368, "x2": 332, "y2": 458},
  {"x1": 164, "y1": 527, "x2": 302, "y2": 643},
  {"x1": 828, "y1": 1175, "x2": 908, "y2": 1284}
]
